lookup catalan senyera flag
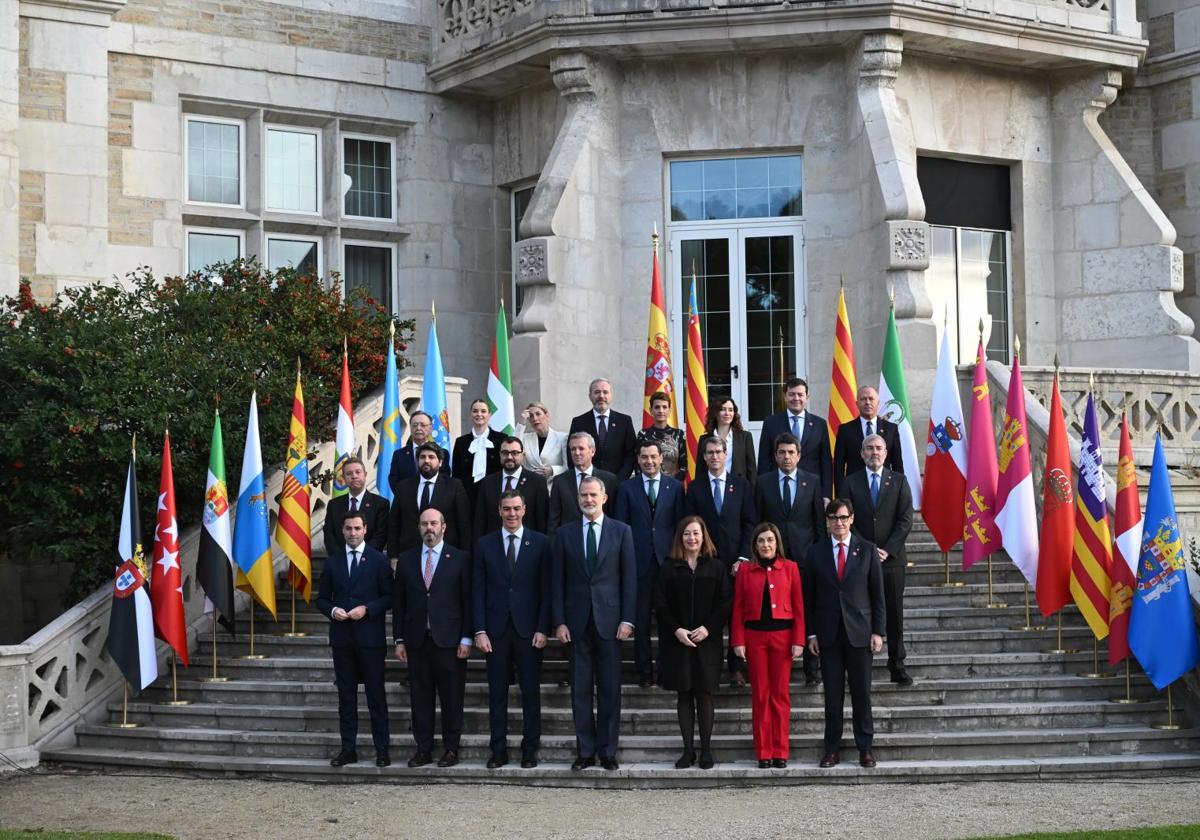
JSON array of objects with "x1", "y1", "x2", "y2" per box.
[
  {"x1": 332, "y1": 342, "x2": 355, "y2": 500},
  {"x1": 1070, "y1": 391, "x2": 1112, "y2": 640},
  {"x1": 1036, "y1": 370, "x2": 1074, "y2": 617},
  {"x1": 234, "y1": 391, "x2": 277, "y2": 618},
  {"x1": 993, "y1": 350, "x2": 1038, "y2": 587},
  {"x1": 487, "y1": 302, "x2": 516, "y2": 435},
  {"x1": 643, "y1": 242, "x2": 677, "y2": 429},
  {"x1": 683, "y1": 273, "x2": 707, "y2": 483},
  {"x1": 922, "y1": 326, "x2": 967, "y2": 552},
  {"x1": 962, "y1": 340, "x2": 1000, "y2": 570},
  {"x1": 1108, "y1": 412, "x2": 1141, "y2": 666},
  {"x1": 150, "y1": 431, "x2": 187, "y2": 665},
  {"x1": 376, "y1": 327, "x2": 401, "y2": 503},
  {"x1": 827, "y1": 287, "x2": 857, "y2": 456},
  {"x1": 275, "y1": 367, "x2": 312, "y2": 602}
]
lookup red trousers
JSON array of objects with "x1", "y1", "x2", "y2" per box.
[{"x1": 744, "y1": 628, "x2": 793, "y2": 760}]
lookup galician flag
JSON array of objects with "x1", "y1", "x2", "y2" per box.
[
  {"x1": 921, "y1": 326, "x2": 966, "y2": 553},
  {"x1": 487, "y1": 302, "x2": 516, "y2": 435},
  {"x1": 993, "y1": 347, "x2": 1038, "y2": 587},
  {"x1": 332, "y1": 341, "x2": 355, "y2": 500},
  {"x1": 878, "y1": 302, "x2": 921, "y2": 509},
  {"x1": 1108, "y1": 412, "x2": 1141, "y2": 666},
  {"x1": 150, "y1": 431, "x2": 188, "y2": 665},
  {"x1": 827, "y1": 287, "x2": 858, "y2": 458},
  {"x1": 234, "y1": 391, "x2": 277, "y2": 618},
  {"x1": 962, "y1": 339, "x2": 1000, "y2": 570},
  {"x1": 197, "y1": 410, "x2": 235, "y2": 632},
  {"x1": 643, "y1": 236, "x2": 677, "y2": 429},
  {"x1": 376, "y1": 324, "x2": 401, "y2": 503},
  {"x1": 422, "y1": 304, "x2": 452, "y2": 451},
  {"x1": 275, "y1": 365, "x2": 312, "y2": 602}
]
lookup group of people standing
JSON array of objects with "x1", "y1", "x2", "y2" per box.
[{"x1": 315, "y1": 375, "x2": 913, "y2": 774}]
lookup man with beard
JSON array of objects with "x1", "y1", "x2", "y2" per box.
[{"x1": 389, "y1": 442, "x2": 472, "y2": 562}]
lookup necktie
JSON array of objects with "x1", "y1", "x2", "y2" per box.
[
  {"x1": 647, "y1": 478, "x2": 658, "y2": 506},
  {"x1": 350, "y1": 497, "x2": 359, "y2": 512},
  {"x1": 507, "y1": 533, "x2": 518, "y2": 576},
  {"x1": 596, "y1": 415, "x2": 608, "y2": 451},
  {"x1": 712, "y1": 478, "x2": 723, "y2": 514},
  {"x1": 505, "y1": 474, "x2": 515, "y2": 492},
  {"x1": 349, "y1": 549, "x2": 359, "y2": 575},
  {"x1": 586, "y1": 521, "x2": 598, "y2": 576},
  {"x1": 790, "y1": 413, "x2": 800, "y2": 439},
  {"x1": 837, "y1": 541, "x2": 847, "y2": 581},
  {"x1": 782, "y1": 474, "x2": 792, "y2": 510},
  {"x1": 423, "y1": 547, "x2": 435, "y2": 589},
  {"x1": 870, "y1": 472, "x2": 880, "y2": 507},
  {"x1": 420, "y1": 480, "x2": 432, "y2": 511},
  {"x1": 866, "y1": 419, "x2": 874, "y2": 437}
]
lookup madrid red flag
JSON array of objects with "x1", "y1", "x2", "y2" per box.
[
  {"x1": 1108, "y1": 413, "x2": 1141, "y2": 665},
  {"x1": 962, "y1": 340, "x2": 1000, "y2": 570},
  {"x1": 922, "y1": 326, "x2": 967, "y2": 552},
  {"x1": 1036, "y1": 370, "x2": 1074, "y2": 617},
  {"x1": 150, "y1": 431, "x2": 188, "y2": 665}
]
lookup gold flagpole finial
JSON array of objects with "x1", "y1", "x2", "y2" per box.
[
  {"x1": 888, "y1": 284, "x2": 895, "y2": 306},
  {"x1": 978, "y1": 318, "x2": 986, "y2": 338},
  {"x1": 296, "y1": 355, "x2": 302, "y2": 376},
  {"x1": 652, "y1": 223, "x2": 659, "y2": 252},
  {"x1": 432, "y1": 300, "x2": 437, "y2": 320},
  {"x1": 131, "y1": 432, "x2": 137, "y2": 459},
  {"x1": 1053, "y1": 352, "x2": 1060, "y2": 371},
  {"x1": 389, "y1": 319, "x2": 395, "y2": 338},
  {"x1": 839, "y1": 274, "x2": 844, "y2": 289},
  {"x1": 1013, "y1": 335, "x2": 1021, "y2": 358},
  {"x1": 1089, "y1": 370, "x2": 1095, "y2": 392},
  {"x1": 342, "y1": 336, "x2": 348, "y2": 358}
]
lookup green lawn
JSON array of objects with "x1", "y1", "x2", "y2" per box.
[
  {"x1": 980, "y1": 828, "x2": 1200, "y2": 840},
  {"x1": 0, "y1": 832, "x2": 174, "y2": 840}
]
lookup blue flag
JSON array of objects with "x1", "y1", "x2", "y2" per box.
[
  {"x1": 1128, "y1": 433, "x2": 1199, "y2": 690},
  {"x1": 422, "y1": 311, "x2": 452, "y2": 451},
  {"x1": 376, "y1": 334, "x2": 400, "y2": 502}
]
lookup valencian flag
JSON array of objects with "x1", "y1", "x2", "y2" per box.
[
  {"x1": 1108, "y1": 413, "x2": 1142, "y2": 666},
  {"x1": 197, "y1": 410, "x2": 235, "y2": 632},
  {"x1": 150, "y1": 431, "x2": 187, "y2": 665},
  {"x1": 105, "y1": 443, "x2": 159, "y2": 690},
  {"x1": 1070, "y1": 391, "x2": 1112, "y2": 640},
  {"x1": 376, "y1": 326, "x2": 401, "y2": 503},
  {"x1": 487, "y1": 302, "x2": 516, "y2": 435},
  {"x1": 234, "y1": 391, "x2": 277, "y2": 617},
  {"x1": 827, "y1": 287, "x2": 858, "y2": 458},
  {"x1": 332, "y1": 342, "x2": 355, "y2": 500},
  {"x1": 922, "y1": 325, "x2": 966, "y2": 552},
  {"x1": 422, "y1": 304, "x2": 452, "y2": 451},
  {"x1": 878, "y1": 302, "x2": 921, "y2": 509},
  {"x1": 643, "y1": 239, "x2": 677, "y2": 429},
  {"x1": 683, "y1": 273, "x2": 707, "y2": 483},
  {"x1": 962, "y1": 339, "x2": 1000, "y2": 570},
  {"x1": 1036, "y1": 369, "x2": 1074, "y2": 617},
  {"x1": 993, "y1": 349, "x2": 1038, "y2": 587},
  {"x1": 1129, "y1": 434, "x2": 1200, "y2": 689},
  {"x1": 275, "y1": 367, "x2": 312, "y2": 602}
]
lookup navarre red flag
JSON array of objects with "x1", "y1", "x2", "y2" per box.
[
  {"x1": 150, "y1": 432, "x2": 188, "y2": 665},
  {"x1": 1036, "y1": 370, "x2": 1074, "y2": 617},
  {"x1": 962, "y1": 340, "x2": 1000, "y2": 570},
  {"x1": 922, "y1": 326, "x2": 967, "y2": 552},
  {"x1": 1108, "y1": 413, "x2": 1141, "y2": 665}
]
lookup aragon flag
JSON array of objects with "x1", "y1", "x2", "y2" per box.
[
  {"x1": 150, "y1": 431, "x2": 188, "y2": 665},
  {"x1": 1036, "y1": 369, "x2": 1074, "y2": 617},
  {"x1": 275, "y1": 368, "x2": 312, "y2": 602},
  {"x1": 1108, "y1": 412, "x2": 1141, "y2": 666},
  {"x1": 105, "y1": 443, "x2": 159, "y2": 690},
  {"x1": 197, "y1": 409, "x2": 235, "y2": 632}
]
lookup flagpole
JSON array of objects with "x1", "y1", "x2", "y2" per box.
[
  {"x1": 105, "y1": 681, "x2": 141, "y2": 729},
  {"x1": 239, "y1": 599, "x2": 266, "y2": 660},
  {"x1": 203, "y1": 613, "x2": 230, "y2": 682},
  {"x1": 1109, "y1": 660, "x2": 1145, "y2": 704},
  {"x1": 1045, "y1": 612, "x2": 1078, "y2": 655},
  {"x1": 934, "y1": 550, "x2": 964, "y2": 588},
  {"x1": 1151, "y1": 683, "x2": 1182, "y2": 730},
  {"x1": 1076, "y1": 637, "x2": 1109, "y2": 679},
  {"x1": 163, "y1": 651, "x2": 190, "y2": 706},
  {"x1": 984, "y1": 555, "x2": 1007, "y2": 608},
  {"x1": 1011, "y1": 583, "x2": 1045, "y2": 631}
]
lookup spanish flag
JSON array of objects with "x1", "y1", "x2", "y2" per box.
[
  {"x1": 683, "y1": 273, "x2": 707, "y2": 483},
  {"x1": 827, "y1": 287, "x2": 857, "y2": 455},
  {"x1": 642, "y1": 234, "x2": 677, "y2": 429},
  {"x1": 275, "y1": 365, "x2": 312, "y2": 602}
]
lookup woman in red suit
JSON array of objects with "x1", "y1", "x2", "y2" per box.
[{"x1": 731, "y1": 522, "x2": 806, "y2": 768}]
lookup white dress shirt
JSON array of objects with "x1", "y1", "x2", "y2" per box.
[{"x1": 420, "y1": 540, "x2": 472, "y2": 647}]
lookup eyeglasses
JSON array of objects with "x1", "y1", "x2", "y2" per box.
[{"x1": 826, "y1": 514, "x2": 852, "y2": 522}]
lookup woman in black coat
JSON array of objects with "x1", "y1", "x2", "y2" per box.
[{"x1": 654, "y1": 515, "x2": 732, "y2": 769}]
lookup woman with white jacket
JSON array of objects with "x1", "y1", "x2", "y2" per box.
[{"x1": 516, "y1": 401, "x2": 569, "y2": 484}]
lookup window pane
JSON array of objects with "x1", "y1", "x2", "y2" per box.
[
  {"x1": 267, "y1": 238, "x2": 319, "y2": 276},
  {"x1": 744, "y1": 235, "x2": 795, "y2": 421},
  {"x1": 511, "y1": 186, "x2": 535, "y2": 314},
  {"x1": 187, "y1": 232, "x2": 240, "y2": 274},
  {"x1": 186, "y1": 120, "x2": 240, "y2": 205},
  {"x1": 670, "y1": 155, "x2": 803, "y2": 222},
  {"x1": 344, "y1": 137, "x2": 393, "y2": 219},
  {"x1": 680, "y1": 237, "x2": 731, "y2": 400},
  {"x1": 344, "y1": 244, "x2": 392, "y2": 310},
  {"x1": 267, "y1": 128, "x2": 318, "y2": 213}
]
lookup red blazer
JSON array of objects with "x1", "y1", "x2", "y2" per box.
[{"x1": 730, "y1": 558, "x2": 806, "y2": 648}]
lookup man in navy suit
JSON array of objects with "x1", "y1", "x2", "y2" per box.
[
  {"x1": 615, "y1": 439, "x2": 684, "y2": 687},
  {"x1": 832, "y1": 386, "x2": 904, "y2": 496},
  {"x1": 548, "y1": 432, "x2": 618, "y2": 531},
  {"x1": 757, "y1": 377, "x2": 832, "y2": 501},
  {"x1": 388, "y1": 443, "x2": 472, "y2": 561},
  {"x1": 553, "y1": 475, "x2": 637, "y2": 771},
  {"x1": 386, "y1": 411, "x2": 449, "y2": 496},
  {"x1": 473, "y1": 491, "x2": 551, "y2": 769},
  {"x1": 394, "y1": 507, "x2": 473, "y2": 768},
  {"x1": 473, "y1": 436, "x2": 549, "y2": 541},
  {"x1": 568, "y1": 378, "x2": 637, "y2": 480},
  {"x1": 323, "y1": 457, "x2": 389, "y2": 557},
  {"x1": 805, "y1": 498, "x2": 886, "y2": 769},
  {"x1": 316, "y1": 510, "x2": 394, "y2": 768}
]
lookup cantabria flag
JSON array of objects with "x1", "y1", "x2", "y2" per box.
[
  {"x1": 487, "y1": 302, "x2": 515, "y2": 435},
  {"x1": 878, "y1": 304, "x2": 921, "y2": 509}
]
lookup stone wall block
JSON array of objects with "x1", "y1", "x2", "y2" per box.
[{"x1": 1082, "y1": 244, "x2": 1181, "y2": 295}]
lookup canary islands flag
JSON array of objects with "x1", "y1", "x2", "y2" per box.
[{"x1": 234, "y1": 391, "x2": 276, "y2": 617}]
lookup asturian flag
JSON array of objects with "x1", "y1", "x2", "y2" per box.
[
  {"x1": 487, "y1": 302, "x2": 516, "y2": 435},
  {"x1": 993, "y1": 349, "x2": 1038, "y2": 587},
  {"x1": 1070, "y1": 391, "x2": 1112, "y2": 641},
  {"x1": 878, "y1": 302, "x2": 921, "y2": 509},
  {"x1": 922, "y1": 326, "x2": 966, "y2": 552},
  {"x1": 234, "y1": 392, "x2": 277, "y2": 617},
  {"x1": 1108, "y1": 412, "x2": 1141, "y2": 666},
  {"x1": 332, "y1": 342, "x2": 355, "y2": 500},
  {"x1": 422, "y1": 304, "x2": 452, "y2": 451},
  {"x1": 376, "y1": 326, "x2": 401, "y2": 503},
  {"x1": 105, "y1": 444, "x2": 159, "y2": 690},
  {"x1": 150, "y1": 431, "x2": 187, "y2": 665},
  {"x1": 1129, "y1": 433, "x2": 1200, "y2": 689},
  {"x1": 197, "y1": 410, "x2": 235, "y2": 632},
  {"x1": 275, "y1": 367, "x2": 312, "y2": 602},
  {"x1": 962, "y1": 339, "x2": 1000, "y2": 570}
]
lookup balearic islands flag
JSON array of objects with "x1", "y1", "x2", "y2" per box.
[
  {"x1": 105, "y1": 444, "x2": 159, "y2": 690},
  {"x1": 332, "y1": 342, "x2": 355, "y2": 500},
  {"x1": 376, "y1": 326, "x2": 400, "y2": 503},
  {"x1": 150, "y1": 431, "x2": 187, "y2": 665},
  {"x1": 962, "y1": 339, "x2": 1000, "y2": 570},
  {"x1": 1108, "y1": 412, "x2": 1141, "y2": 666},
  {"x1": 922, "y1": 326, "x2": 966, "y2": 552},
  {"x1": 487, "y1": 302, "x2": 516, "y2": 435},
  {"x1": 643, "y1": 240, "x2": 677, "y2": 430},
  {"x1": 1036, "y1": 369, "x2": 1074, "y2": 617},
  {"x1": 993, "y1": 348, "x2": 1038, "y2": 587},
  {"x1": 827, "y1": 287, "x2": 857, "y2": 457},
  {"x1": 197, "y1": 410, "x2": 235, "y2": 632},
  {"x1": 878, "y1": 302, "x2": 921, "y2": 510},
  {"x1": 683, "y1": 273, "x2": 708, "y2": 484},
  {"x1": 275, "y1": 367, "x2": 312, "y2": 602},
  {"x1": 1070, "y1": 390, "x2": 1112, "y2": 641},
  {"x1": 234, "y1": 391, "x2": 277, "y2": 617}
]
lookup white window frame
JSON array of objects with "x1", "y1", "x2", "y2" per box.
[
  {"x1": 341, "y1": 132, "x2": 397, "y2": 223},
  {"x1": 184, "y1": 226, "x2": 245, "y2": 278},
  {"x1": 266, "y1": 233, "x2": 324, "y2": 277},
  {"x1": 929, "y1": 224, "x2": 1014, "y2": 365},
  {"x1": 265, "y1": 124, "x2": 323, "y2": 215},
  {"x1": 666, "y1": 151, "x2": 805, "y2": 231},
  {"x1": 342, "y1": 239, "x2": 397, "y2": 311},
  {"x1": 182, "y1": 115, "x2": 246, "y2": 209},
  {"x1": 509, "y1": 181, "x2": 537, "y2": 315}
]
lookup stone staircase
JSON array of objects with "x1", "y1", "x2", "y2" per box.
[{"x1": 41, "y1": 522, "x2": 1200, "y2": 787}]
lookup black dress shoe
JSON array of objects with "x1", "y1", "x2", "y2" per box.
[
  {"x1": 805, "y1": 674, "x2": 821, "y2": 686},
  {"x1": 571, "y1": 755, "x2": 596, "y2": 771},
  {"x1": 674, "y1": 749, "x2": 696, "y2": 769},
  {"x1": 520, "y1": 752, "x2": 538, "y2": 769},
  {"x1": 407, "y1": 751, "x2": 432, "y2": 768},
  {"x1": 698, "y1": 751, "x2": 715, "y2": 770},
  {"x1": 891, "y1": 669, "x2": 913, "y2": 686},
  {"x1": 757, "y1": 759, "x2": 771, "y2": 769},
  {"x1": 557, "y1": 679, "x2": 570, "y2": 688},
  {"x1": 437, "y1": 750, "x2": 459, "y2": 768},
  {"x1": 771, "y1": 758, "x2": 787, "y2": 769},
  {"x1": 859, "y1": 749, "x2": 877, "y2": 768},
  {"x1": 330, "y1": 750, "x2": 358, "y2": 767},
  {"x1": 486, "y1": 752, "x2": 508, "y2": 769},
  {"x1": 638, "y1": 678, "x2": 654, "y2": 688},
  {"x1": 600, "y1": 756, "x2": 619, "y2": 771},
  {"x1": 376, "y1": 753, "x2": 391, "y2": 767},
  {"x1": 819, "y1": 752, "x2": 839, "y2": 768}
]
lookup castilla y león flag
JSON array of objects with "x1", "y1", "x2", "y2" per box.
[
  {"x1": 150, "y1": 431, "x2": 187, "y2": 665},
  {"x1": 993, "y1": 351, "x2": 1037, "y2": 587}
]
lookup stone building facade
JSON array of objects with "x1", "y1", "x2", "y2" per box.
[{"x1": 4, "y1": 0, "x2": 1199, "y2": 442}]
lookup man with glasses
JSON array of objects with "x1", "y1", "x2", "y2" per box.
[{"x1": 387, "y1": 410, "x2": 449, "y2": 495}]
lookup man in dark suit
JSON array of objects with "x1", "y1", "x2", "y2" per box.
[
  {"x1": 316, "y1": 510, "x2": 394, "y2": 767},
  {"x1": 843, "y1": 433, "x2": 913, "y2": 685},
  {"x1": 548, "y1": 432, "x2": 618, "y2": 532},
  {"x1": 388, "y1": 443, "x2": 472, "y2": 562},
  {"x1": 757, "y1": 377, "x2": 832, "y2": 500},
  {"x1": 473, "y1": 490, "x2": 551, "y2": 769},
  {"x1": 553, "y1": 475, "x2": 637, "y2": 771},
  {"x1": 615, "y1": 439, "x2": 685, "y2": 687},
  {"x1": 387, "y1": 410, "x2": 449, "y2": 496},
  {"x1": 755, "y1": 431, "x2": 826, "y2": 684},
  {"x1": 394, "y1": 507, "x2": 473, "y2": 768},
  {"x1": 568, "y1": 378, "x2": 637, "y2": 480},
  {"x1": 832, "y1": 386, "x2": 904, "y2": 496},
  {"x1": 473, "y1": 436, "x2": 549, "y2": 541},
  {"x1": 451, "y1": 399, "x2": 506, "y2": 506},
  {"x1": 323, "y1": 457, "x2": 389, "y2": 557},
  {"x1": 805, "y1": 498, "x2": 886, "y2": 770}
]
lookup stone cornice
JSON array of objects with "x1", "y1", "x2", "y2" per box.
[{"x1": 19, "y1": 0, "x2": 126, "y2": 27}]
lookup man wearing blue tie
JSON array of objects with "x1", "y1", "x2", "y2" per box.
[{"x1": 756, "y1": 377, "x2": 833, "y2": 501}]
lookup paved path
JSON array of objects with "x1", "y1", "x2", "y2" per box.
[{"x1": 2, "y1": 769, "x2": 1199, "y2": 839}]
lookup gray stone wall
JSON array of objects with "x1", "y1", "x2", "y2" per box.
[{"x1": 0, "y1": 1, "x2": 15, "y2": 299}]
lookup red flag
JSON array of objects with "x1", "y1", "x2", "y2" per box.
[
  {"x1": 1036, "y1": 371, "x2": 1074, "y2": 617},
  {"x1": 643, "y1": 241, "x2": 677, "y2": 429},
  {"x1": 1108, "y1": 413, "x2": 1141, "y2": 664},
  {"x1": 993, "y1": 350, "x2": 1038, "y2": 587},
  {"x1": 150, "y1": 431, "x2": 188, "y2": 665},
  {"x1": 922, "y1": 327, "x2": 967, "y2": 552},
  {"x1": 962, "y1": 340, "x2": 1000, "y2": 570}
]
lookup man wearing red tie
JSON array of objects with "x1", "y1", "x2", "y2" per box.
[{"x1": 804, "y1": 498, "x2": 885, "y2": 769}]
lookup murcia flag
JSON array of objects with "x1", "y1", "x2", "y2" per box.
[
  {"x1": 105, "y1": 445, "x2": 159, "y2": 690},
  {"x1": 150, "y1": 431, "x2": 187, "y2": 665},
  {"x1": 922, "y1": 326, "x2": 966, "y2": 552},
  {"x1": 993, "y1": 349, "x2": 1038, "y2": 587}
]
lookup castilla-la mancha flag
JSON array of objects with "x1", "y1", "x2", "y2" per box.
[
  {"x1": 1036, "y1": 369, "x2": 1074, "y2": 617},
  {"x1": 962, "y1": 339, "x2": 1000, "y2": 570},
  {"x1": 150, "y1": 431, "x2": 187, "y2": 665},
  {"x1": 1108, "y1": 412, "x2": 1141, "y2": 666},
  {"x1": 643, "y1": 241, "x2": 677, "y2": 429},
  {"x1": 993, "y1": 350, "x2": 1038, "y2": 587},
  {"x1": 921, "y1": 326, "x2": 966, "y2": 553}
]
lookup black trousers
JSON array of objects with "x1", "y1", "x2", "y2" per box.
[
  {"x1": 569, "y1": 616, "x2": 622, "y2": 759},
  {"x1": 818, "y1": 622, "x2": 875, "y2": 753},
  {"x1": 331, "y1": 643, "x2": 389, "y2": 754},
  {"x1": 882, "y1": 560, "x2": 907, "y2": 671},
  {"x1": 406, "y1": 634, "x2": 466, "y2": 754},
  {"x1": 485, "y1": 620, "x2": 544, "y2": 755},
  {"x1": 634, "y1": 567, "x2": 659, "y2": 681}
]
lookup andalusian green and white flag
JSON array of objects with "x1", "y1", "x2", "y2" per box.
[
  {"x1": 487, "y1": 302, "x2": 515, "y2": 435},
  {"x1": 879, "y1": 304, "x2": 922, "y2": 510}
]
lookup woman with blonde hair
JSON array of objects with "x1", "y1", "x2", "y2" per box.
[{"x1": 516, "y1": 401, "x2": 569, "y2": 483}]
